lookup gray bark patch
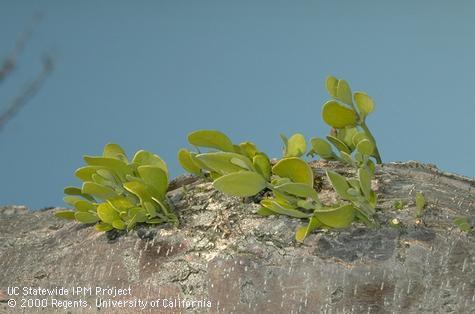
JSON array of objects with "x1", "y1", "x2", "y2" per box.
[{"x1": 0, "y1": 161, "x2": 474, "y2": 313}]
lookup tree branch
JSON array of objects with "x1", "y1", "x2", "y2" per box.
[
  {"x1": 0, "y1": 13, "x2": 53, "y2": 132},
  {"x1": 0, "y1": 13, "x2": 42, "y2": 84},
  {"x1": 0, "y1": 55, "x2": 53, "y2": 131}
]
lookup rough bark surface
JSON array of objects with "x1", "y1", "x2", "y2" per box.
[{"x1": 0, "y1": 161, "x2": 474, "y2": 313}]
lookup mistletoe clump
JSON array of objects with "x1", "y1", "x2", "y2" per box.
[
  {"x1": 56, "y1": 144, "x2": 177, "y2": 232},
  {"x1": 57, "y1": 75, "x2": 384, "y2": 242},
  {"x1": 179, "y1": 129, "x2": 357, "y2": 242}
]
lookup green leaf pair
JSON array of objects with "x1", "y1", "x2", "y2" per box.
[
  {"x1": 178, "y1": 129, "x2": 271, "y2": 178},
  {"x1": 293, "y1": 203, "x2": 357, "y2": 242},
  {"x1": 273, "y1": 158, "x2": 314, "y2": 187},
  {"x1": 178, "y1": 129, "x2": 273, "y2": 196},
  {"x1": 310, "y1": 129, "x2": 375, "y2": 162},
  {"x1": 214, "y1": 171, "x2": 267, "y2": 197},
  {"x1": 56, "y1": 143, "x2": 177, "y2": 232},
  {"x1": 325, "y1": 76, "x2": 375, "y2": 121},
  {"x1": 260, "y1": 157, "x2": 360, "y2": 241},
  {"x1": 309, "y1": 129, "x2": 375, "y2": 165},
  {"x1": 326, "y1": 168, "x2": 376, "y2": 223},
  {"x1": 320, "y1": 76, "x2": 381, "y2": 164},
  {"x1": 281, "y1": 133, "x2": 306, "y2": 158},
  {"x1": 322, "y1": 101, "x2": 357, "y2": 129},
  {"x1": 325, "y1": 76, "x2": 353, "y2": 106}
]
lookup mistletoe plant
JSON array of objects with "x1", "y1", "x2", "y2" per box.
[
  {"x1": 309, "y1": 75, "x2": 381, "y2": 164},
  {"x1": 179, "y1": 130, "x2": 358, "y2": 242},
  {"x1": 178, "y1": 129, "x2": 272, "y2": 183},
  {"x1": 56, "y1": 76, "x2": 384, "y2": 242},
  {"x1": 309, "y1": 76, "x2": 381, "y2": 225},
  {"x1": 55, "y1": 144, "x2": 178, "y2": 232}
]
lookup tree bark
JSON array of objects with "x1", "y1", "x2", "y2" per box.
[{"x1": 0, "y1": 161, "x2": 473, "y2": 313}]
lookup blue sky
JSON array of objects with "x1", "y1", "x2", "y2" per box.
[{"x1": 1, "y1": 0, "x2": 474, "y2": 209}]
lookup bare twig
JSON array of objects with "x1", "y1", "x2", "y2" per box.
[
  {"x1": 0, "y1": 55, "x2": 53, "y2": 131},
  {"x1": 0, "y1": 13, "x2": 53, "y2": 132},
  {"x1": 0, "y1": 13, "x2": 42, "y2": 84}
]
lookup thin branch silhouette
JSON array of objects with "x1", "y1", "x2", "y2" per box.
[
  {"x1": 0, "y1": 13, "x2": 53, "y2": 132},
  {"x1": 0, "y1": 13, "x2": 42, "y2": 84},
  {"x1": 0, "y1": 56, "x2": 53, "y2": 131}
]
